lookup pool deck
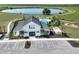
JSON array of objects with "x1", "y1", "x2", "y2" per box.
[{"x1": 0, "y1": 39, "x2": 79, "y2": 54}]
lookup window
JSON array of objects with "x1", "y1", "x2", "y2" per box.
[{"x1": 29, "y1": 25, "x2": 35, "y2": 29}]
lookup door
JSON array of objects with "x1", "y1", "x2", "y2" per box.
[{"x1": 29, "y1": 32, "x2": 35, "y2": 36}]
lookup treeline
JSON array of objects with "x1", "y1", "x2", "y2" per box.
[
  {"x1": 0, "y1": 4, "x2": 79, "y2": 6},
  {"x1": 0, "y1": 6, "x2": 15, "y2": 11},
  {"x1": 0, "y1": 4, "x2": 79, "y2": 11}
]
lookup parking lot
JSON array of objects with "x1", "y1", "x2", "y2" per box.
[{"x1": 0, "y1": 40, "x2": 79, "y2": 54}]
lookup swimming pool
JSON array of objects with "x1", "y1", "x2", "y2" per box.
[{"x1": 39, "y1": 19, "x2": 51, "y2": 24}]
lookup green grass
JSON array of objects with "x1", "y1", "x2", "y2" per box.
[
  {"x1": 0, "y1": 5, "x2": 79, "y2": 38},
  {"x1": 0, "y1": 5, "x2": 79, "y2": 22},
  {"x1": 63, "y1": 26, "x2": 79, "y2": 38},
  {"x1": 57, "y1": 6, "x2": 79, "y2": 22},
  {"x1": 0, "y1": 13, "x2": 29, "y2": 31}
]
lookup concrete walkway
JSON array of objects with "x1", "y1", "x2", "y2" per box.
[{"x1": 0, "y1": 40, "x2": 79, "y2": 54}]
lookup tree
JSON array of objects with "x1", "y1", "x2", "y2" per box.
[
  {"x1": 43, "y1": 8, "x2": 51, "y2": 15},
  {"x1": 48, "y1": 16, "x2": 61, "y2": 27},
  {"x1": 55, "y1": 19, "x2": 61, "y2": 26},
  {"x1": 52, "y1": 16, "x2": 58, "y2": 21},
  {"x1": 47, "y1": 22, "x2": 51, "y2": 27}
]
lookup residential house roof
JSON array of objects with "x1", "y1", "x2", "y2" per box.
[{"x1": 13, "y1": 16, "x2": 49, "y2": 31}]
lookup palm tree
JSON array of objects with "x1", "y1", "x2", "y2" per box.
[
  {"x1": 43, "y1": 8, "x2": 51, "y2": 15},
  {"x1": 52, "y1": 16, "x2": 61, "y2": 26},
  {"x1": 52, "y1": 16, "x2": 58, "y2": 21}
]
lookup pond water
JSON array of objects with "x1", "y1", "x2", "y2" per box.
[{"x1": 1, "y1": 8, "x2": 64, "y2": 14}]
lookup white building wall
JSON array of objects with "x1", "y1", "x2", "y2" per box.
[
  {"x1": 14, "y1": 31, "x2": 19, "y2": 36},
  {"x1": 21, "y1": 22, "x2": 41, "y2": 36}
]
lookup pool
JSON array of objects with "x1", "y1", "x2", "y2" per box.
[
  {"x1": 1, "y1": 8, "x2": 64, "y2": 14},
  {"x1": 39, "y1": 19, "x2": 51, "y2": 24}
]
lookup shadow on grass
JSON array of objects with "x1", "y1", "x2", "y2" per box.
[
  {"x1": 62, "y1": 33, "x2": 70, "y2": 38},
  {"x1": 68, "y1": 40, "x2": 79, "y2": 47}
]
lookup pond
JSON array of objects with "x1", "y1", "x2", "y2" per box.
[{"x1": 1, "y1": 8, "x2": 64, "y2": 14}]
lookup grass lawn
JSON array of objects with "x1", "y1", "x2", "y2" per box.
[
  {"x1": 0, "y1": 5, "x2": 79, "y2": 38},
  {"x1": 63, "y1": 26, "x2": 79, "y2": 38},
  {"x1": 0, "y1": 13, "x2": 23, "y2": 31},
  {"x1": 57, "y1": 6, "x2": 79, "y2": 22}
]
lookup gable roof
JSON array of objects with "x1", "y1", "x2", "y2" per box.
[
  {"x1": 23, "y1": 16, "x2": 41, "y2": 26},
  {"x1": 13, "y1": 16, "x2": 49, "y2": 31}
]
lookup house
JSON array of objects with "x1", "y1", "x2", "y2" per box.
[{"x1": 12, "y1": 16, "x2": 50, "y2": 37}]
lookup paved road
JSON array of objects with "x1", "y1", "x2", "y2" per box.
[{"x1": 0, "y1": 40, "x2": 79, "y2": 54}]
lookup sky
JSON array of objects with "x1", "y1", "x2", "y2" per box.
[{"x1": 0, "y1": 0, "x2": 79, "y2": 4}]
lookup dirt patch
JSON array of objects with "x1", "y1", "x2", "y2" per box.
[{"x1": 64, "y1": 23, "x2": 79, "y2": 28}]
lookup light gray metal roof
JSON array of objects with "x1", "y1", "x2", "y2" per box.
[
  {"x1": 13, "y1": 16, "x2": 49, "y2": 31},
  {"x1": 13, "y1": 21, "x2": 24, "y2": 31},
  {"x1": 23, "y1": 16, "x2": 41, "y2": 26}
]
